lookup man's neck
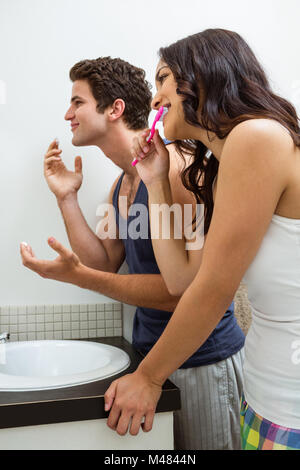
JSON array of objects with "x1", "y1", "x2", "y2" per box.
[{"x1": 96, "y1": 124, "x2": 143, "y2": 178}]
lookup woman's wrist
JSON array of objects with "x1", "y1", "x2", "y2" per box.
[
  {"x1": 137, "y1": 358, "x2": 168, "y2": 387},
  {"x1": 145, "y1": 176, "x2": 170, "y2": 190},
  {"x1": 146, "y1": 178, "x2": 173, "y2": 211}
]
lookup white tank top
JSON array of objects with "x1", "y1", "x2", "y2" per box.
[{"x1": 243, "y1": 214, "x2": 300, "y2": 427}]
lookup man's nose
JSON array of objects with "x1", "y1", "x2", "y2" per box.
[{"x1": 64, "y1": 106, "x2": 73, "y2": 121}]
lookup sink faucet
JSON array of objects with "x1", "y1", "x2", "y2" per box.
[{"x1": 0, "y1": 332, "x2": 10, "y2": 343}]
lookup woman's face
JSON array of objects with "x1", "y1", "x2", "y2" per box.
[{"x1": 151, "y1": 60, "x2": 190, "y2": 141}]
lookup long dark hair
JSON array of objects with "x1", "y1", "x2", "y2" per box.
[{"x1": 159, "y1": 29, "x2": 300, "y2": 233}]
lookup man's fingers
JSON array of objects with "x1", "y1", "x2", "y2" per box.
[
  {"x1": 20, "y1": 242, "x2": 34, "y2": 259},
  {"x1": 20, "y1": 242, "x2": 45, "y2": 273},
  {"x1": 47, "y1": 139, "x2": 59, "y2": 153},
  {"x1": 48, "y1": 237, "x2": 72, "y2": 259},
  {"x1": 26, "y1": 243, "x2": 35, "y2": 258},
  {"x1": 74, "y1": 156, "x2": 82, "y2": 174},
  {"x1": 45, "y1": 157, "x2": 62, "y2": 168},
  {"x1": 20, "y1": 242, "x2": 37, "y2": 265},
  {"x1": 45, "y1": 148, "x2": 61, "y2": 157}
]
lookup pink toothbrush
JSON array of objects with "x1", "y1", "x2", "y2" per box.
[{"x1": 132, "y1": 106, "x2": 168, "y2": 166}]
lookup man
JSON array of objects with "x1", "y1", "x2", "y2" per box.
[
  {"x1": 20, "y1": 57, "x2": 245, "y2": 450},
  {"x1": 38, "y1": 57, "x2": 181, "y2": 313}
]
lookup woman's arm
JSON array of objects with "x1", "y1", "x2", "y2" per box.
[
  {"x1": 135, "y1": 137, "x2": 204, "y2": 296},
  {"x1": 105, "y1": 119, "x2": 290, "y2": 436},
  {"x1": 147, "y1": 174, "x2": 204, "y2": 296}
]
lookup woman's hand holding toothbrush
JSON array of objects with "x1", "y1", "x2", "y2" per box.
[{"x1": 131, "y1": 129, "x2": 170, "y2": 187}]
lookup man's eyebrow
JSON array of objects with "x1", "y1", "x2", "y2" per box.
[
  {"x1": 70, "y1": 95, "x2": 84, "y2": 103},
  {"x1": 155, "y1": 66, "x2": 169, "y2": 82}
]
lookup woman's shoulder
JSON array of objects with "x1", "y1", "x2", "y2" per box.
[
  {"x1": 222, "y1": 118, "x2": 296, "y2": 168},
  {"x1": 220, "y1": 118, "x2": 296, "y2": 186},
  {"x1": 228, "y1": 118, "x2": 293, "y2": 147}
]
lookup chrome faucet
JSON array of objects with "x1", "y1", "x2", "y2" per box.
[{"x1": 0, "y1": 332, "x2": 10, "y2": 343}]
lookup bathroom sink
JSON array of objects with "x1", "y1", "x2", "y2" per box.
[{"x1": 0, "y1": 340, "x2": 130, "y2": 391}]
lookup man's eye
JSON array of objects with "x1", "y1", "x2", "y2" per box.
[{"x1": 75, "y1": 101, "x2": 82, "y2": 105}]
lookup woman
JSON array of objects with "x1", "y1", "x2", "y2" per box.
[{"x1": 106, "y1": 28, "x2": 300, "y2": 449}]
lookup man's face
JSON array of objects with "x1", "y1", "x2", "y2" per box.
[{"x1": 64, "y1": 80, "x2": 107, "y2": 146}]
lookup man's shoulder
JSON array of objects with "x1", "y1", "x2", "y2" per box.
[{"x1": 108, "y1": 172, "x2": 124, "y2": 204}]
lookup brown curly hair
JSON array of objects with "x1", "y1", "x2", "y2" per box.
[{"x1": 69, "y1": 57, "x2": 152, "y2": 130}]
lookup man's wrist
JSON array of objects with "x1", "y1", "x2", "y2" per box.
[
  {"x1": 72, "y1": 263, "x2": 92, "y2": 289},
  {"x1": 57, "y1": 192, "x2": 78, "y2": 208}
]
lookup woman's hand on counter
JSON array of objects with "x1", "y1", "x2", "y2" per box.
[
  {"x1": 104, "y1": 369, "x2": 163, "y2": 436},
  {"x1": 20, "y1": 237, "x2": 83, "y2": 284}
]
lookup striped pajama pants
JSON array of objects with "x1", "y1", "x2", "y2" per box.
[{"x1": 169, "y1": 348, "x2": 245, "y2": 450}]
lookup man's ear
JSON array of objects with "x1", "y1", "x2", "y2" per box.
[{"x1": 108, "y1": 99, "x2": 125, "y2": 122}]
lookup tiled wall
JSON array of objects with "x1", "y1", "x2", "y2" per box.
[{"x1": 0, "y1": 302, "x2": 123, "y2": 342}]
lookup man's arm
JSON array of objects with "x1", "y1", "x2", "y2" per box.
[
  {"x1": 26, "y1": 142, "x2": 182, "y2": 310},
  {"x1": 20, "y1": 238, "x2": 181, "y2": 311},
  {"x1": 58, "y1": 184, "x2": 180, "y2": 309},
  {"x1": 56, "y1": 174, "x2": 180, "y2": 310},
  {"x1": 44, "y1": 141, "x2": 125, "y2": 273},
  {"x1": 75, "y1": 267, "x2": 180, "y2": 311},
  {"x1": 57, "y1": 177, "x2": 126, "y2": 273}
]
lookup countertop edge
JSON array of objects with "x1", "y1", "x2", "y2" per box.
[{"x1": 0, "y1": 337, "x2": 181, "y2": 429}]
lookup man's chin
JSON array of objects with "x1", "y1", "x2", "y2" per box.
[{"x1": 72, "y1": 136, "x2": 85, "y2": 147}]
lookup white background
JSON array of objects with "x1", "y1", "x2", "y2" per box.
[{"x1": 1, "y1": 0, "x2": 300, "y2": 305}]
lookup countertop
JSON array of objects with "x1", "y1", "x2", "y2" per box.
[{"x1": 0, "y1": 337, "x2": 181, "y2": 429}]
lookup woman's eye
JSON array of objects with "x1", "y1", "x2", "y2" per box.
[{"x1": 158, "y1": 74, "x2": 168, "y2": 83}]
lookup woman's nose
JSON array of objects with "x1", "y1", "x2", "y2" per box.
[{"x1": 151, "y1": 93, "x2": 161, "y2": 111}]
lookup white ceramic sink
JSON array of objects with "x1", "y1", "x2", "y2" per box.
[{"x1": 0, "y1": 340, "x2": 130, "y2": 391}]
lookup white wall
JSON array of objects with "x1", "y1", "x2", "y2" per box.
[{"x1": 1, "y1": 0, "x2": 300, "y2": 306}]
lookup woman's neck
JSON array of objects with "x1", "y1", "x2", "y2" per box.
[{"x1": 195, "y1": 129, "x2": 227, "y2": 162}]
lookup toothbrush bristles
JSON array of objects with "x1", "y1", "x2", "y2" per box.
[{"x1": 158, "y1": 107, "x2": 168, "y2": 121}]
